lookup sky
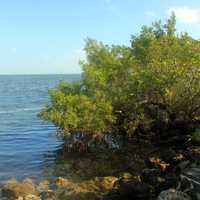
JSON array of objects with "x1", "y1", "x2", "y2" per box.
[{"x1": 0, "y1": 0, "x2": 200, "y2": 74}]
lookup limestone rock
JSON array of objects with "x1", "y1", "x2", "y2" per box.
[
  {"x1": 37, "y1": 181, "x2": 49, "y2": 193},
  {"x1": 55, "y1": 177, "x2": 71, "y2": 188},
  {"x1": 146, "y1": 157, "x2": 170, "y2": 172},
  {"x1": 24, "y1": 194, "x2": 41, "y2": 200},
  {"x1": 1, "y1": 178, "x2": 36, "y2": 199}
]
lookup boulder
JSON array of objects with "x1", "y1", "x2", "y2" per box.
[
  {"x1": 1, "y1": 178, "x2": 36, "y2": 199},
  {"x1": 173, "y1": 160, "x2": 190, "y2": 173},
  {"x1": 104, "y1": 180, "x2": 151, "y2": 200},
  {"x1": 157, "y1": 189, "x2": 191, "y2": 200}
]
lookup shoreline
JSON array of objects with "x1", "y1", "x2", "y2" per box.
[{"x1": 0, "y1": 137, "x2": 199, "y2": 200}]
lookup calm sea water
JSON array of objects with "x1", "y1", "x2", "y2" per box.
[{"x1": 0, "y1": 74, "x2": 80, "y2": 182}]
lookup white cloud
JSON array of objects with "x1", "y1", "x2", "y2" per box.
[{"x1": 168, "y1": 7, "x2": 200, "y2": 24}]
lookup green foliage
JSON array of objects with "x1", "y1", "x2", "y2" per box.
[
  {"x1": 39, "y1": 82, "x2": 114, "y2": 134},
  {"x1": 164, "y1": 11, "x2": 176, "y2": 36},
  {"x1": 40, "y1": 13, "x2": 200, "y2": 137}
]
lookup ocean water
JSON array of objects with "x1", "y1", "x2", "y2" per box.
[{"x1": 0, "y1": 74, "x2": 80, "y2": 182}]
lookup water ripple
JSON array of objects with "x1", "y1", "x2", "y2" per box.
[{"x1": 0, "y1": 74, "x2": 80, "y2": 182}]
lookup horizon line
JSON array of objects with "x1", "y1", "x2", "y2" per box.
[{"x1": 0, "y1": 73, "x2": 82, "y2": 76}]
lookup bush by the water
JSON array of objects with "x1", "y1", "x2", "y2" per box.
[{"x1": 39, "y1": 13, "x2": 200, "y2": 138}]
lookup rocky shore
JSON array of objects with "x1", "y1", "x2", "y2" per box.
[
  {"x1": 1, "y1": 134, "x2": 200, "y2": 200},
  {"x1": 0, "y1": 176, "x2": 118, "y2": 200}
]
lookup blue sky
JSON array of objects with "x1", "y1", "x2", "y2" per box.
[{"x1": 0, "y1": 0, "x2": 200, "y2": 74}]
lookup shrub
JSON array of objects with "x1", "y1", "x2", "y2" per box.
[{"x1": 40, "y1": 13, "x2": 200, "y2": 138}]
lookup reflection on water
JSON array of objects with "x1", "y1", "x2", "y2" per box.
[{"x1": 41, "y1": 137, "x2": 154, "y2": 183}]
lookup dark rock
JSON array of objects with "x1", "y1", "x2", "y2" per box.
[
  {"x1": 182, "y1": 167, "x2": 200, "y2": 186},
  {"x1": 160, "y1": 149, "x2": 177, "y2": 164},
  {"x1": 191, "y1": 137, "x2": 200, "y2": 146},
  {"x1": 40, "y1": 190, "x2": 56, "y2": 200},
  {"x1": 141, "y1": 168, "x2": 178, "y2": 195},
  {"x1": 104, "y1": 179, "x2": 151, "y2": 200},
  {"x1": 184, "y1": 147, "x2": 200, "y2": 161},
  {"x1": 117, "y1": 180, "x2": 150, "y2": 200},
  {"x1": 171, "y1": 112, "x2": 192, "y2": 131},
  {"x1": 153, "y1": 109, "x2": 170, "y2": 133},
  {"x1": 157, "y1": 189, "x2": 191, "y2": 200},
  {"x1": 103, "y1": 189, "x2": 121, "y2": 200},
  {"x1": 141, "y1": 168, "x2": 161, "y2": 185},
  {"x1": 155, "y1": 173, "x2": 178, "y2": 194},
  {"x1": 167, "y1": 135, "x2": 191, "y2": 147},
  {"x1": 173, "y1": 160, "x2": 190, "y2": 173}
]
